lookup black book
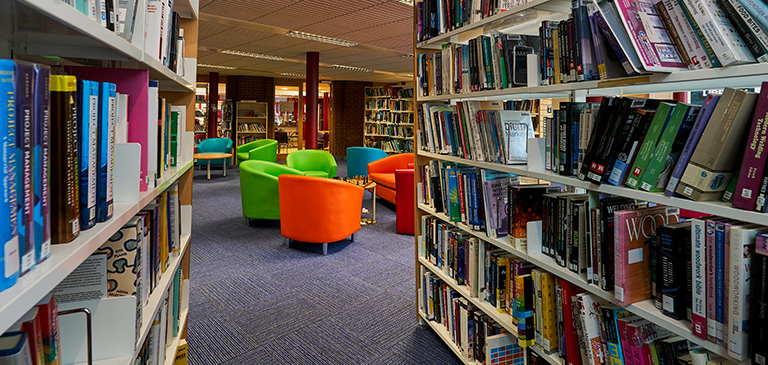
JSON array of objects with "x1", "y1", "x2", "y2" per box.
[
  {"x1": 659, "y1": 221, "x2": 692, "y2": 320},
  {"x1": 556, "y1": 194, "x2": 566, "y2": 267},
  {"x1": 435, "y1": 52, "x2": 442, "y2": 95},
  {"x1": 568, "y1": 18, "x2": 576, "y2": 82},
  {"x1": 751, "y1": 254, "x2": 768, "y2": 365},
  {"x1": 718, "y1": 0, "x2": 768, "y2": 63},
  {"x1": 586, "y1": 97, "x2": 636, "y2": 184},
  {"x1": 599, "y1": 197, "x2": 636, "y2": 291},
  {"x1": 558, "y1": 102, "x2": 571, "y2": 175},
  {"x1": 432, "y1": 278, "x2": 442, "y2": 323},
  {"x1": 569, "y1": 200, "x2": 587, "y2": 274},
  {"x1": 429, "y1": 0, "x2": 438, "y2": 37},
  {"x1": 560, "y1": 21, "x2": 568, "y2": 83},
  {"x1": 603, "y1": 98, "x2": 666, "y2": 182},
  {"x1": 169, "y1": 12, "x2": 181, "y2": 72},
  {"x1": 578, "y1": 97, "x2": 617, "y2": 181},
  {"x1": 606, "y1": 107, "x2": 656, "y2": 185},
  {"x1": 473, "y1": 312, "x2": 486, "y2": 361},
  {"x1": 542, "y1": 194, "x2": 552, "y2": 257}
]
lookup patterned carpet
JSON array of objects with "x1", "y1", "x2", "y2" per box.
[{"x1": 187, "y1": 160, "x2": 463, "y2": 365}]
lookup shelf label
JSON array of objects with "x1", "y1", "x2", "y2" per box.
[
  {"x1": 21, "y1": 250, "x2": 35, "y2": 273},
  {"x1": 615, "y1": 286, "x2": 624, "y2": 302},
  {"x1": 628, "y1": 248, "x2": 643, "y2": 265},
  {"x1": 4, "y1": 236, "x2": 19, "y2": 278}
]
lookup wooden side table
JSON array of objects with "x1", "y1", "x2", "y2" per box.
[{"x1": 193, "y1": 153, "x2": 233, "y2": 180}]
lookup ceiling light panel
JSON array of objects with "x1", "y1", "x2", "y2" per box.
[
  {"x1": 220, "y1": 49, "x2": 284, "y2": 61},
  {"x1": 197, "y1": 63, "x2": 238, "y2": 70},
  {"x1": 279, "y1": 72, "x2": 305, "y2": 77},
  {"x1": 282, "y1": 30, "x2": 358, "y2": 47},
  {"x1": 397, "y1": 0, "x2": 414, "y2": 5},
  {"x1": 326, "y1": 64, "x2": 373, "y2": 72}
]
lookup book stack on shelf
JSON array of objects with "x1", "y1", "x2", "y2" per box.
[
  {"x1": 220, "y1": 100, "x2": 233, "y2": 139},
  {"x1": 0, "y1": 0, "x2": 197, "y2": 362},
  {"x1": 413, "y1": 1, "x2": 768, "y2": 364},
  {"x1": 364, "y1": 86, "x2": 416, "y2": 154},
  {"x1": 236, "y1": 100, "x2": 268, "y2": 147}
]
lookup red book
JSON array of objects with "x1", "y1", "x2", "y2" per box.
[
  {"x1": 35, "y1": 293, "x2": 61, "y2": 365},
  {"x1": 561, "y1": 280, "x2": 586, "y2": 365},
  {"x1": 13, "y1": 307, "x2": 44, "y2": 365},
  {"x1": 616, "y1": 315, "x2": 644, "y2": 365},
  {"x1": 614, "y1": 206, "x2": 680, "y2": 306},
  {"x1": 733, "y1": 81, "x2": 768, "y2": 210}
]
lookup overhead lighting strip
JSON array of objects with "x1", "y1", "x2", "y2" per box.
[
  {"x1": 282, "y1": 30, "x2": 359, "y2": 47},
  {"x1": 326, "y1": 64, "x2": 373, "y2": 73},
  {"x1": 219, "y1": 49, "x2": 284, "y2": 61},
  {"x1": 279, "y1": 72, "x2": 306, "y2": 77},
  {"x1": 397, "y1": 0, "x2": 414, "y2": 5},
  {"x1": 197, "y1": 63, "x2": 238, "y2": 70}
]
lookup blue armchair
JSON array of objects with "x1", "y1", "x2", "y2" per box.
[
  {"x1": 346, "y1": 147, "x2": 388, "y2": 178},
  {"x1": 195, "y1": 138, "x2": 233, "y2": 166}
]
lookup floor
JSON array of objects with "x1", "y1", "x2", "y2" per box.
[{"x1": 187, "y1": 160, "x2": 463, "y2": 365}]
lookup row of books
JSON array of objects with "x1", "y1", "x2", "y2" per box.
[
  {"x1": 549, "y1": 87, "x2": 768, "y2": 208},
  {"x1": 418, "y1": 102, "x2": 535, "y2": 164},
  {"x1": 393, "y1": 88, "x2": 414, "y2": 99},
  {"x1": 365, "y1": 139, "x2": 414, "y2": 153},
  {"x1": 194, "y1": 122, "x2": 206, "y2": 132},
  {"x1": 365, "y1": 124, "x2": 414, "y2": 138},
  {"x1": 365, "y1": 99, "x2": 389, "y2": 110},
  {"x1": 236, "y1": 122, "x2": 266, "y2": 132},
  {"x1": 365, "y1": 110, "x2": 391, "y2": 123},
  {"x1": 417, "y1": 0, "x2": 527, "y2": 42},
  {"x1": 135, "y1": 264, "x2": 185, "y2": 365},
  {"x1": 237, "y1": 135, "x2": 261, "y2": 146},
  {"x1": 391, "y1": 100, "x2": 414, "y2": 112},
  {"x1": 392, "y1": 113, "x2": 415, "y2": 125},
  {"x1": 419, "y1": 266, "x2": 526, "y2": 364},
  {"x1": 364, "y1": 86, "x2": 391, "y2": 98},
  {"x1": 1, "y1": 294, "x2": 62, "y2": 365}
]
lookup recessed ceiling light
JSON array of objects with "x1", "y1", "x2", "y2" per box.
[
  {"x1": 326, "y1": 64, "x2": 373, "y2": 73},
  {"x1": 401, "y1": 54, "x2": 414, "y2": 59},
  {"x1": 219, "y1": 49, "x2": 284, "y2": 61},
  {"x1": 279, "y1": 72, "x2": 306, "y2": 77},
  {"x1": 282, "y1": 30, "x2": 358, "y2": 47},
  {"x1": 197, "y1": 63, "x2": 237, "y2": 70},
  {"x1": 282, "y1": 88, "x2": 288, "y2": 90},
  {"x1": 397, "y1": 0, "x2": 414, "y2": 5},
  {"x1": 403, "y1": 74, "x2": 414, "y2": 77}
]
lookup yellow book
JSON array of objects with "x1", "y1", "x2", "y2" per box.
[
  {"x1": 160, "y1": 193, "x2": 169, "y2": 273},
  {"x1": 553, "y1": 29, "x2": 561, "y2": 85},
  {"x1": 540, "y1": 272, "x2": 557, "y2": 353},
  {"x1": 173, "y1": 339, "x2": 187, "y2": 365},
  {"x1": 496, "y1": 256, "x2": 508, "y2": 314}
]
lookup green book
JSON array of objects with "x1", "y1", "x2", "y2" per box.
[
  {"x1": 481, "y1": 36, "x2": 495, "y2": 88},
  {"x1": 624, "y1": 102, "x2": 675, "y2": 189},
  {"x1": 639, "y1": 103, "x2": 695, "y2": 192},
  {"x1": 170, "y1": 111, "x2": 178, "y2": 167}
]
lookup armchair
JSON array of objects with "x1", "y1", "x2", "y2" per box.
[
  {"x1": 195, "y1": 138, "x2": 232, "y2": 166},
  {"x1": 239, "y1": 160, "x2": 305, "y2": 221},
  {"x1": 286, "y1": 150, "x2": 337, "y2": 178},
  {"x1": 279, "y1": 175, "x2": 363, "y2": 255},
  {"x1": 346, "y1": 147, "x2": 388, "y2": 178},
  {"x1": 366, "y1": 153, "x2": 414, "y2": 204},
  {"x1": 236, "y1": 139, "x2": 277, "y2": 163}
]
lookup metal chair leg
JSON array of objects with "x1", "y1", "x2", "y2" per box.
[
  {"x1": 350, "y1": 233, "x2": 355, "y2": 242},
  {"x1": 322, "y1": 243, "x2": 327, "y2": 255},
  {"x1": 286, "y1": 238, "x2": 291, "y2": 248}
]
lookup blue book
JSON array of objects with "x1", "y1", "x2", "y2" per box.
[
  {"x1": 77, "y1": 80, "x2": 98, "y2": 230},
  {"x1": 436, "y1": 223, "x2": 443, "y2": 269},
  {"x1": 441, "y1": 111, "x2": 455, "y2": 155},
  {"x1": 97, "y1": 82, "x2": 115, "y2": 223},
  {"x1": 33, "y1": 64, "x2": 50, "y2": 265},
  {"x1": 15, "y1": 61, "x2": 35, "y2": 276},
  {"x1": 0, "y1": 60, "x2": 18, "y2": 293}
]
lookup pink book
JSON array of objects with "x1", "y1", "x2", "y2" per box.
[
  {"x1": 757, "y1": 233, "x2": 768, "y2": 256},
  {"x1": 64, "y1": 67, "x2": 151, "y2": 192},
  {"x1": 617, "y1": 316, "x2": 644, "y2": 365},
  {"x1": 624, "y1": 323, "x2": 647, "y2": 365},
  {"x1": 733, "y1": 81, "x2": 768, "y2": 210},
  {"x1": 614, "y1": 206, "x2": 680, "y2": 306}
]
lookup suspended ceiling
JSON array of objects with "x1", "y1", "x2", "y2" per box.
[{"x1": 196, "y1": 0, "x2": 415, "y2": 83}]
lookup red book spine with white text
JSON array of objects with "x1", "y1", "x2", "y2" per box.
[{"x1": 733, "y1": 81, "x2": 768, "y2": 210}]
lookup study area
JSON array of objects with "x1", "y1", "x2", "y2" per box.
[{"x1": 3, "y1": 0, "x2": 768, "y2": 364}]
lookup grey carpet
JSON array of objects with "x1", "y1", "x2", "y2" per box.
[{"x1": 187, "y1": 160, "x2": 463, "y2": 365}]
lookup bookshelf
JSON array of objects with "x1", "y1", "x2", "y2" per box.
[
  {"x1": 364, "y1": 86, "x2": 415, "y2": 154},
  {"x1": 221, "y1": 100, "x2": 233, "y2": 139},
  {"x1": 412, "y1": 0, "x2": 768, "y2": 363},
  {"x1": 236, "y1": 100, "x2": 268, "y2": 147},
  {"x1": 0, "y1": 0, "x2": 198, "y2": 362}
]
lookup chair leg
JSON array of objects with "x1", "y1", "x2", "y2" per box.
[
  {"x1": 350, "y1": 233, "x2": 355, "y2": 242},
  {"x1": 286, "y1": 238, "x2": 291, "y2": 248},
  {"x1": 322, "y1": 243, "x2": 327, "y2": 255}
]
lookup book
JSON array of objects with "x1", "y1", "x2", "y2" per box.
[
  {"x1": 499, "y1": 110, "x2": 535, "y2": 164},
  {"x1": 0, "y1": 332, "x2": 33, "y2": 365},
  {"x1": 15, "y1": 61, "x2": 35, "y2": 276},
  {"x1": 733, "y1": 82, "x2": 768, "y2": 210},
  {"x1": 97, "y1": 82, "x2": 115, "y2": 223},
  {"x1": 719, "y1": 0, "x2": 768, "y2": 63},
  {"x1": 11, "y1": 307, "x2": 44, "y2": 365},
  {"x1": 174, "y1": 339, "x2": 187, "y2": 365},
  {"x1": 480, "y1": 170, "x2": 516, "y2": 238},
  {"x1": 77, "y1": 79, "x2": 99, "y2": 230},
  {"x1": 614, "y1": 206, "x2": 681, "y2": 306},
  {"x1": 625, "y1": 102, "x2": 675, "y2": 189},
  {"x1": 0, "y1": 59, "x2": 19, "y2": 293},
  {"x1": 639, "y1": 103, "x2": 700, "y2": 192},
  {"x1": 689, "y1": 217, "x2": 709, "y2": 339},
  {"x1": 576, "y1": 293, "x2": 608, "y2": 365},
  {"x1": 750, "y1": 252, "x2": 768, "y2": 365},
  {"x1": 607, "y1": 107, "x2": 656, "y2": 186},
  {"x1": 49, "y1": 76, "x2": 80, "y2": 245},
  {"x1": 600, "y1": 197, "x2": 637, "y2": 291},
  {"x1": 681, "y1": 0, "x2": 756, "y2": 65},
  {"x1": 35, "y1": 293, "x2": 61, "y2": 365},
  {"x1": 602, "y1": 304, "x2": 632, "y2": 365},
  {"x1": 658, "y1": 221, "x2": 692, "y2": 320},
  {"x1": 508, "y1": 185, "x2": 559, "y2": 251},
  {"x1": 678, "y1": 0, "x2": 722, "y2": 68},
  {"x1": 32, "y1": 65, "x2": 50, "y2": 266},
  {"x1": 665, "y1": 94, "x2": 720, "y2": 197},
  {"x1": 676, "y1": 88, "x2": 758, "y2": 201}
]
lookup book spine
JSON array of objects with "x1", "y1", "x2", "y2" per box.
[
  {"x1": 677, "y1": 0, "x2": 723, "y2": 67},
  {"x1": 666, "y1": 95, "x2": 719, "y2": 196},
  {"x1": 733, "y1": 82, "x2": 768, "y2": 209},
  {"x1": 15, "y1": 62, "x2": 35, "y2": 276},
  {"x1": 738, "y1": 0, "x2": 768, "y2": 31},
  {"x1": 751, "y1": 254, "x2": 768, "y2": 365},
  {"x1": 78, "y1": 80, "x2": 98, "y2": 231},
  {"x1": 33, "y1": 65, "x2": 50, "y2": 265},
  {"x1": 0, "y1": 60, "x2": 19, "y2": 292},
  {"x1": 755, "y1": 163, "x2": 768, "y2": 211},
  {"x1": 720, "y1": 0, "x2": 768, "y2": 62},
  {"x1": 691, "y1": 219, "x2": 708, "y2": 339},
  {"x1": 683, "y1": 0, "x2": 754, "y2": 65},
  {"x1": 657, "y1": 0, "x2": 695, "y2": 69},
  {"x1": 603, "y1": 308, "x2": 624, "y2": 365},
  {"x1": 715, "y1": 222, "x2": 726, "y2": 345},
  {"x1": 97, "y1": 82, "x2": 115, "y2": 223},
  {"x1": 727, "y1": 227, "x2": 758, "y2": 360}
]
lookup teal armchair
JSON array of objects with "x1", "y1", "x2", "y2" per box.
[
  {"x1": 239, "y1": 160, "x2": 305, "y2": 221},
  {"x1": 286, "y1": 150, "x2": 337, "y2": 178},
  {"x1": 195, "y1": 138, "x2": 232, "y2": 166},
  {"x1": 236, "y1": 139, "x2": 277, "y2": 163},
  {"x1": 346, "y1": 147, "x2": 388, "y2": 177}
]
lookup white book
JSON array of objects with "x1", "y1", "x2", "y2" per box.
[
  {"x1": 98, "y1": 0, "x2": 108, "y2": 27},
  {"x1": 727, "y1": 226, "x2": 768, "y2": 360},
  {"x1": 115, "y1": 93, "x2": 129, "y2": 144},
  {"x1": 139, "y1": 215, "x2": 149, "y2": 307},
  {"x1": 117, "y1": 0, "x2": 137, "y2": 40},
  {"x1": 160, "y1": 0, "x2": 173, "y2": 66},
  {"x1": 418, "y1": 266, "x2": 426, "y2": 314},
  {"x1": 477, "y1": 241, "x2": 486, "y2": 300},
  {"x1": 682, "y1": 0, "x2": 756, "y2": 66},
  {"x1": 458, "y1": 298, "x2": 469, "y2": 357},
  {"x1": 577, "y1": 293, "x2": 607, "y2": 365},
  {"x1": 147, "y1": 81, "x2": 159, "y2": 188},
  {"x1": 498, "y1": 110, "x2": 534, "y2": 164},
  {"x1": 425, "y1": 272, "x2": 434, "y2": 319},
  {"x1": 665, "y1": 0, "x2": 710, "y2": 69},
  {"x1": 159, "y1": 298, "x2": 168, "y2": 364},
  {"x1": 145, "y1": 0, "x2": 163, "y2": 61},
  {"x1": 168, "y1": 182, "x2": 180, "y2": 256},
  {"x1": 149, "y1": 312, "x2": 160, "y2": 365},
  {"x1": 88, "y1": 0, "x2": 100, "y2": 22},
  {"x1": 691, "y1": 217, "x2": 708, "y2": 340},
  {"x1": 468, "y1": 238, "x2": 478, "y2": 297},
  {"x1": 466, "y1": 101, "x2": 484, "y2": 161}
]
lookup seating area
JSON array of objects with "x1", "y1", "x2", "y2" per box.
[
  {"x1": 236, "y1": 139, "x2": 278, "y2": 163},
  {"x1": 286, "y1": 149, "x2": 337, "y2": 178},
  {"x1": 195, "y1": 138, "x2": 233, "y2": 166}
]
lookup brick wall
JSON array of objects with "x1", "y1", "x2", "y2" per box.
[
  {"x1": 331, "y1": 81, "x2": 369, "y2": 157},
  {"x1": 226, "y1": 76, "x2": 276, "y2": 139}
]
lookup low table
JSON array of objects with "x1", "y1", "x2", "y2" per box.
[
  {"x1": 193, "y1": 153, "x2": 233, "y2": 180},
  {"x1": 343, "y1": 178, "x2": 377, "y2": 225}
]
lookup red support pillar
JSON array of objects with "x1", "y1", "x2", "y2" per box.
[
  {"x1": 323, "y1": 92, "x2": 329, "y2": 130},
  {"x1": 305, "y1": 52, "x2": 319, "y2": 149},
  {"x1": 207, "y1": 72, "x2": 218, "y2": 139}
]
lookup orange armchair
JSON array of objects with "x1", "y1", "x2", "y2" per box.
[
  {"x1": 279, "y1": 175, "x2": 364, "y2": 255},
  {"x1": 367, "y1": 153, "x2": 414, "y2": 204}
]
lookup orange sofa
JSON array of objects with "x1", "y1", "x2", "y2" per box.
[
  {"x1": 279, "y1": 175, "x2": 364, "y2": 255},
  {"x1": 366, "y1": 153, "x2": 414, "y2": 205}
]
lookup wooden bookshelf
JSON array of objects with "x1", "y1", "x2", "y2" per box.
[
  {"x1": 0, "y1": 0, "x2": 197, "y2": 363},
  {"x1": 412, "y1": 0, "x2": 768, "y2": 363},
  {"x1": 364, "y1": 86, "x2": 415, "y2": 154},
  {"x1": 236, "y1": 100, "x2": 269, "y2": 147}
]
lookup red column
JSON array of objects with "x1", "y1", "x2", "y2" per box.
[
  {"x1": 323, "y1": 92, "x2": 329, "y2": 130},
  {"x1": 305, "y1": 52, "x2": 319, "y2": 149},
  {"x1": 207, "y1": 72, "x2": 218, "y2": 139}
]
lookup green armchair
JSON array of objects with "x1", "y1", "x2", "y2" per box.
[
  {"x1": 236, "y1": 139, "x2": 278, "y2": 163},
  {"x1": 239, "y1": 160, "x2": 305, "y2": 221},
  {"x1": 286, "y1": 150, "x2": 337, "y2": 178}
]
